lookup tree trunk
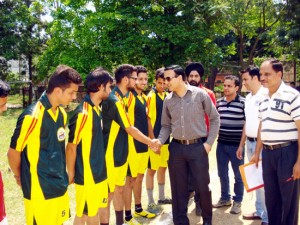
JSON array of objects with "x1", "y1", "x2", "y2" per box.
[{"x1": 207, "y1": 67, "x2": 219, "y2": 91}]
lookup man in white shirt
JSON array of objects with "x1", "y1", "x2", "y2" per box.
[{"x1": 236, "y1": 66, "x2": 268, "y2": 225}]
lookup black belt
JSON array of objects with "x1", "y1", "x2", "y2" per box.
[
  {"x1": 173, "y1": 137, "x2": 206, "y2": 145},
  {"x1": 247, "y1": 137, "x2": 257, "y2": 142},
  {"x1": 263, "y1": 141, "x2": 296, "y2": 150}
]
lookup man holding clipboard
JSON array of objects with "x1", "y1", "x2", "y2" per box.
[
  {"x1": 251, "y1": 59, "x2": 300, "y2": 225},
  {"x1": 236, "y1": 66, "x2": 268, "y2": 225}
]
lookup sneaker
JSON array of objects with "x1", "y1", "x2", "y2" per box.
[
  {"x1": 158, "y1": 198, "x2": 172, "y2": 204},
  {"x1": 147, "y1": 203, "x2": 162, "y2": 214},
  {"x1": 123, "y1": 217, "x2": 141, "y2": 225},
  {"x1": 134, "y1": 209, "x2": 156, "y2": 218},
  {"x1": 230, "y1": 201, "x2": 241, "y2": 214},
  {"x1": 212, "y1": 199, "x2": 232, "y2": 208}
]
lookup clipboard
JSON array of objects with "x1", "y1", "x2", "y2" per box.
[{"x1": 239, "y1": 160, "x2": 264, "y2": 192}]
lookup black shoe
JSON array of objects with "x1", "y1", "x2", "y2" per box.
[
  {"x1": 195, "y1": 202, "x2": 202, "y2": 216},
  {"x1": 203, "y1": 221, "x2": 212, "y2": 225}
]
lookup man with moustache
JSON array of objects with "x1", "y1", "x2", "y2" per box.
[
  {"x1": 185, "y1": 62, "x2": 216, "y2": 216},
  {"x1": 213, "y1": 75, "x2": 245, "y2": 214},
  {"x1": 251, "y1": 59, "x2": 300, "y2": 225},
  {"x1": 157, "y1": 65, "x2": 220, "y2": 225},
  {"x1": 101, "y1": 64, "x2": 159, "y2": 225}
]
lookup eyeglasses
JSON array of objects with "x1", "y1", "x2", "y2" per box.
[
  {"x1": 165, "y1": 76, "x2": 176, "y2": 82},
  {"x1": 129, "y1": 76, "x2": 137, "y2": 81}
]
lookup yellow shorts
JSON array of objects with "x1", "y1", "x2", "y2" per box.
[
  {"x1": 136, "y1": 152, "x2": 149, "y2": 175},
  {"x1": 24, "y1": 192, "x2": 70, "y2": 225},
  {"x1": 107, "y1": 161, "x2": 128, "y2": 192},
  {"x1": 148, "y1": 144, "x2": 169, "y2": 170},
  {"x1": 75, "y1": 180, "x2": 109, "y2": 217}
]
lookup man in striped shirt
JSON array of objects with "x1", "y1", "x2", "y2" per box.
[
  {"x1": 252, "y1": 59, "x2": 300, "y2": 225},
  {"x1": 213, "y1": 75, "x2": 245, "y2": 214}
]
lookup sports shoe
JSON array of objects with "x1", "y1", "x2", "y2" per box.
[
  {"x1": 134, "y1": 209, "x2": 156, "y2": 218},
  {"x1": 212, "y1": 199, "x2": 232, "y2": 208},
  {"x1": 123, "y1": 217, "x2": 141, "y2": 225},
  {"x1": 158, "y1": 197, "x2": 172, "y2": 204},
  {"x1": 147, "y1": 203, "x2": 162, "y2": 214},
  {"x1": 230, "y1": 201, "x2": 241, "y2": 214}
]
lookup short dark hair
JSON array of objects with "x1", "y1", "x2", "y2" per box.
[
  {"x1": 240, "y1": 66, "x2": 260, "y2": 81},
  {"x1": 165, "y1": 65, "x2": 186, "y2": 81},
  {"x1": 47, "y1": 65, "x2": 82, "y2": 94},
  {"x1": 114, "y1": 64, "x2": 137, "y2": 84},
  {"x1": 85, "y1": 67, "x2": 114, "y2": 93},
  {"x1": 155, "y1": 68, "x2": 165, "y2": 80},
  {"x1": 264, "y1": 58, "x2": 283, "y2": 76},
  {"x1": 136, "y1": 65, "x2": 147, "y2": 76},
  {"x1": 185, "y1": 62, "x2": 204, "y2": 77},
  {"x1": 0, "y1": 79, "x2": 10, "y2": 97},
  {"x1": 224, "y1": 75, "x2": 240, "y2": 87}
]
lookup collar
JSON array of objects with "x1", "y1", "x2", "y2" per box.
[
  {"x1": 83, "y1": 94, "x2": 94, "y2": 107},
  {"x1": 39, "y1": 92, "x2": 53, "y2": 110},
  {"x1": 264, "y1": 81, "x2": 285, "y2": 97},
  {"x1": 113, "y1": 86, "x2": 125, "y2": 98}
]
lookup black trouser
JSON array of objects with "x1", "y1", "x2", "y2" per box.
[
  {"x1": 168, "y1": 140, "x2": 212, "y2": 225},
  {"x1": 262, "y1": 142, "x2": 300, "y2": 225}
]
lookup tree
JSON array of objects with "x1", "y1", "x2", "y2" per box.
[{"x1": 0, "y1": 0, "x2": 47, "y2": 104}]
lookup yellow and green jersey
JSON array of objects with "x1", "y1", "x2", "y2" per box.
[
  {"x1": 127, "y1": 90, "x2": 148, "y2": 153},
  {"x1": 147, "y1": 88, "x2": 170, "y2": 144},
  {"x1": 68, "y1": 94, "x2": 107, "y2": 185},
  {"x1": 102, "y1": 86, "x2": 131, "y2": 167},
  {"x1": 10, "y1": 92, "x2": 68, "y2": 200}
]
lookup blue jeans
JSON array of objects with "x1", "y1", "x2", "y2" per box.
[
  {"x1": 216, "y1": 142, "x2": 244, "y2": 203},
  {"x1": 246, "y1": 140, "x2": 268, "y2": 223}
]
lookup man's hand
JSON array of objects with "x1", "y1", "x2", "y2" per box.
[
  {"x1": 236, "y1": 146, "x2": 244, "y2": 160},
  {"x1": 149, "y1": 139, "x2": 161, "y2": 154},
  {"x1": 250, "y1": 153, "x2": 260, "y2": 167},
  {"x1": 203, "y1": 143, "x2": 212, "y2": 154},
  {"x1": 14, "y1": 174, "x2": 21, "y2": 187},
  {"x1": 68, "y1": 173, "x2": 74, "y2": 185},
  {"x1": 293, "y1": 160, "x2": 300, "y2": 180}
]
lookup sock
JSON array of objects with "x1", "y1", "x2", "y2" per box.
[
  {"x1": 115, "y1": 210, "x2": 124, "y2": 225},
  {"x1": 147, "y1": 189, "x2": 155, "y2": 205},
  {"x1": 135, "y1": 203, "x2": 143, "y2": 213},
  {"x1": 125, "y1": 210, "x2": 132, "y2": 221},
  {"x1": 158, "y1": 183, "x2": 165, "y2": 200}
]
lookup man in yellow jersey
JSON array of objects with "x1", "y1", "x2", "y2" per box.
[
  {"x1": 146, "y1": 68, "x2": 172, "y2": 214},
  {"x1": 7, "y1": 65, "x2": 82, "y2": 225},
  {"x1": 0, "y1": 79, "x2": 10, "y2": 225},
  {"x1": 66, "y1": 68, "x2": 113, "y2": 225},
  {"x1": 124, "y1": 66, "x2": 156, "y2": 224},
  {"x1": 102, "y1": 64, "x2": 160, "y2": 225}
]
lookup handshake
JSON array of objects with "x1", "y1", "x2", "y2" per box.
[{"x1": 148, "y1": 139, "x2": 162, "y2": 154}]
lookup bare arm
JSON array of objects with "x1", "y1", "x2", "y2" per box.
[
  {"x1": 236, "y1": 125, "x2": 246, "y2": 160},
  {"x1": 125, "y1": 126, "x2": 160, "y2": 153},
  {"x1": 250, "y1": 122, "x2": 263, "y2": 166},
  {"x1": 7, "y1": 148, "x2": 21, "y2": 186},
  {"x1": 147, "y1": 117, "x2": 155, "y2": 139},
  {"x1": 66, "y1": 143, "x2": 77, "y2": 184}
]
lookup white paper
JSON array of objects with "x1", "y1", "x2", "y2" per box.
[{"x1": 243, "y1": 161, "x2": 264, "y2": 190}]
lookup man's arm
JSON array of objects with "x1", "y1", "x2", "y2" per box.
[
  {"x1": 250, "y1": 121, "x2": 263, "y2": 166},
  {"x1": 147, "y1": 117, "x2": 155, "y2": 139},
  {"x1": 125, "y1": 126, "x2": 160, "y2": 153},
  {"x1": 7, "y1": 148, "x2": 21, "y2": 186},
  {"x1": 292, "y1": 120, "x2": 300, "y2": 180},
  {"x1": 66, "y1": 143, "x2": 77, "y2": 184},
  {"x1": 236, "y1": 125, "x2": 246, "y2": 160}
]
